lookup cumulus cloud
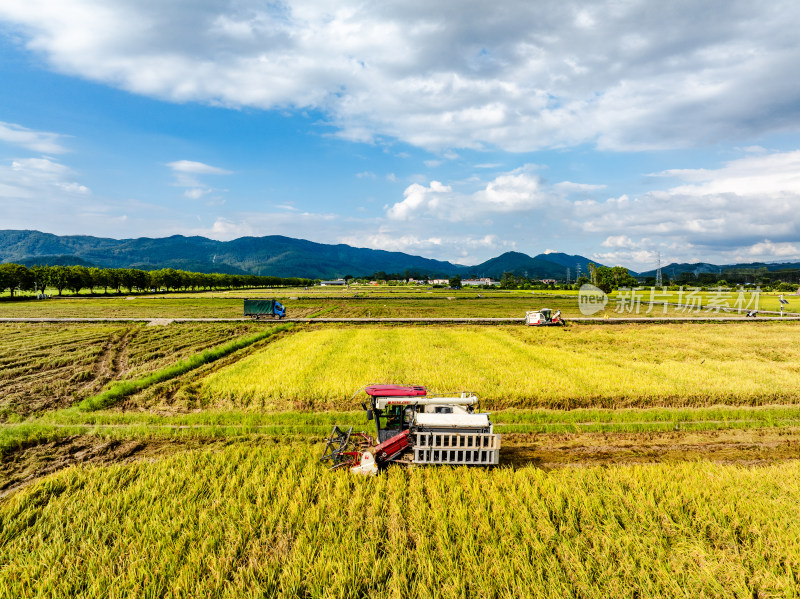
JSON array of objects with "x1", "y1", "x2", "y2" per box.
[
  {"x1": 0, "y1": 121, "x2": 69, "y2": 153},
  {"x1": 571, "y1": 150, "x2": 800, "y2": 268},
  {"x1": 577, "y1": 150, "x2": 800, "y2": 248},
  {"x1": 387, "y1": 180, "x2": 454, "y2": 220},
  {"x1": 167, "y1": 160, "x2": 231, "y2": 199},
  {"x1": 2, "y1": 1, "x2": 799, "y2": 151},
  {"x1": 386, "y1": 166, "x2": 590, "y2": 221}
]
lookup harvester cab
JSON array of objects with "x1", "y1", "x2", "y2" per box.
[{"x1": 321, "y1": 384, "x2": 501, "y2": 475}]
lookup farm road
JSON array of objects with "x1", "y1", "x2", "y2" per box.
[{"x1": 2, "y1": 316, "x2": 800, "y2": 324}]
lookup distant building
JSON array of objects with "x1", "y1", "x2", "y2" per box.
[
  {"x1": 320, "y1": 279, "x2": 347, "y2": 286},
  {"x1": 540, "y1": 279, "x2": 557, "y2": 285},
  {"x1": 462, "y1": 278, "x2": 500, "y2": 286},
  {"x1": 429, "y1": 279, "x2": 450, "y2": 285}
]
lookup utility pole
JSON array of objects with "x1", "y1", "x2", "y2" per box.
[
  {"x1": 566, "y1": 267, "x2": 571, "y2": 285},
  {"x1": 576, "y1": 263, "x2": 581, "y2": 282},
  {"x1": 655, "y1": 251, "x2": 662, "y2": 287}
]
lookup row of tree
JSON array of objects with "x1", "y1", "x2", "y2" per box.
[{"x1": 0, "y1": 263, "x2": 314, "y2": 297}]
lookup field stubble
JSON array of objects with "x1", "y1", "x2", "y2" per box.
[{"x1": 0, "y1": 322, "x2": 264, "y2": 419}]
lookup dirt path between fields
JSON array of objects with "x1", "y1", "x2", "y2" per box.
[{"x1": 501, "y1": 428, "x2": 800, "y2": 468}]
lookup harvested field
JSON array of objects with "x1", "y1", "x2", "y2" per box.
[{"x1": 0, "y1": 322, "x2": 267, "y2": 419}]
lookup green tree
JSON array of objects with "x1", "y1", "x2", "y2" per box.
[
  {"x1": 449, "y1": 275, "x2": 462, "y2": 289},
  {"x1": 0, "y1": 263, "x2": 33, "y2": 297},
  {"x1": 48, "y1": 266, "x2": 69, "y2": 295},
  {"x1": 595, "y1": 266, "x2": 638, "y2": 293},
  {"x1": 89, "y1": 267, "x2": 111, "y2": 294},
  {"x1": 500, "y1": 271, "x2": 518, "y2": 289},
  {"x1": 30, "y1": 265, "x2": 51, "y2": 294},
  {"x1": 66, "y1": 265, "x2": 91, "y2": 294}
]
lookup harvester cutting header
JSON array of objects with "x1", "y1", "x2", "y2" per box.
[{"x1": 322, "y1": 385, "x2": 501, "y2": 475}]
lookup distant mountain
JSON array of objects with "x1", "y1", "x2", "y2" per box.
[
  {"x1": 534, "y1": 252, "x2": 599, "y2": 272},
  {"x1": 14, "y1": 254, "x2": 98, "y2": 268},
  {"x1": 638, "y1": 261, "x2": 800, "y2": 278},
  {"x1": 0, "y1": 230, "x2": 462, "y2": 279},
  {"x1": 464, "y1": 251, "x2": 594, "y2": 279},
  {"x1": 0, "y1": 230, "x2": 600, "y2": 280}
]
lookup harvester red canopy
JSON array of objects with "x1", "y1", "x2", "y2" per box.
[{"x1": 364, "y1": 385, "x2": 427, "y2": 397}]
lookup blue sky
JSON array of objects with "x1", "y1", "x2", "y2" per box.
[{"x1": 1, "y1": 1, "x2": 800, "y2": 270}]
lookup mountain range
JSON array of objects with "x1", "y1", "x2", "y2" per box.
[
  {"x1": 2, "y1": 230, "x2": 799, "y2": 280},
  {"x1": 0, "y1": 230, "x2": 597, "y2": 280}
]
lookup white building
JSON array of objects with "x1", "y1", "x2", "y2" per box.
[{"x1": 462, "y1": 278, "x2": 500, "y2": 286}]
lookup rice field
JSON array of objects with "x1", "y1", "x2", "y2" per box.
[
  {"x1": 0, "y1": 322, "x2": 265, "y2": 419},
  {"x1": 2, "y1": 289, "x2": 788, "y2": 319},
  {"x1": 4, "y1": 317, "x2": 800, "y2": 598},
  {"x1": 199, "y1": 323, "x2": 800, "y2": 410},
  {"x1": 1, "y1": 444, "x2": 799, "y2": 598}
]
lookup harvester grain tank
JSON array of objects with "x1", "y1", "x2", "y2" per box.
[{"x1": 321, "y1": 384, "x2": 501, "y2": 475}]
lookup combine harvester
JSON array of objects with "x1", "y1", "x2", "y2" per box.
[
  {"x1": 525, "y1": 308, "x2": 563, "y2": 326},
  {"x1": 322, "y1": 385, "x2": 501, "y2": 475}
]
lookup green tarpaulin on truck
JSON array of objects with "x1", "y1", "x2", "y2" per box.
[{"x1": 244, "y1": 299, "x2": 279, "y2": 316}]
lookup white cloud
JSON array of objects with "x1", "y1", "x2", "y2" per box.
[
  {"x1": 166, "y1": 160, "x2": 232, "y2": 175},
  {"x1": 167, "y1": 160, "x2": 231, "y2": 199},
  {"x1": 386, "y1": 165, "x2": 592, "y2": 221},
  {"x1": 0, "y1": 157, "x2": 89, "y2": 199},
  {"x1": 387, "y1": 180, "x2": 453, "y2": 220},
  {"x1": 573, "y1": 150, "x2": 800, "y2": 268},
  {"x1": 3, "y1": 1, "x2": 799, "y2": 151},
  {"x1": 0, "y1": 155, "x2": 176, "y2": 238},
  {"x1": 744, "y1": 240, "x2": 800, "y2": 258},
  {"x1": 0, "y1": 121, "x2": 69, "y2": 153},
  {"x1": 192, "y1": 210, "x2": 339, "y2": 242},
  {"x1": 338, "y1": 230, "x2": 511, "y2": 264},
  {"x1": 554, "y1": 181, "x2": 606, "y2": 193},
  {"x1": 601, "y1": 235, "x2": 635, "y2": 248}
]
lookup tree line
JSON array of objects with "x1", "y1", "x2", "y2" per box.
[{"x1": 0, "y1": 263, "x2": 314, "y2": 297}]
